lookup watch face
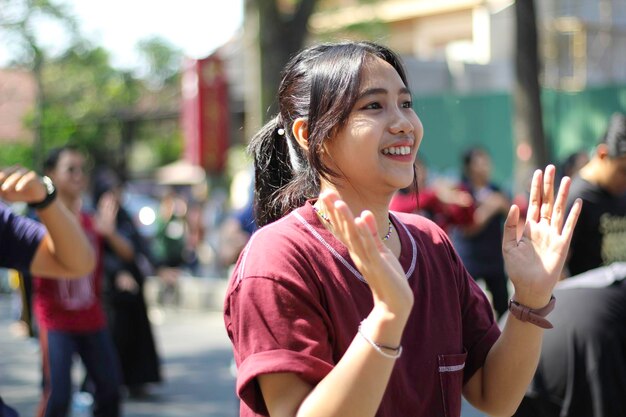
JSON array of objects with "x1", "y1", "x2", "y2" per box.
[
  {"x1": 28, "y1": 176, "x2": 57, "y2": 209},
  {"x1": 42, "y1": 176, "x2": 56, "y2": 194}
]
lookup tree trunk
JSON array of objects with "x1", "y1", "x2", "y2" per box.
[
  {"x1": 33, "y1": 50, "x2": 45, "y2": 171},
  {"x1": 254, "y1": 0, "x2": 317, "y2": 122},
  {"x1": 514, "y1": 0, "x2": 548, "y2": 193}
]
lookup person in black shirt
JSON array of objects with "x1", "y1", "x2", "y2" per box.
[
  {"x1": 515, "y1": 113, "x2": 626, "y2": 417},
  {"x1": 565, "y1": 113, "x2": 626, "y2": 276}
]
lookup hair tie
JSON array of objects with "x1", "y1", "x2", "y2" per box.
[{"x1": 277, "y1": 128, "x2": 285, "y2": 136}]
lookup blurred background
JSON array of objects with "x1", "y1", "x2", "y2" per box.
[
  {"x1": 1, "y1": 0, "x2": 626, "y2": 415},
  {"x1": 2, "y1": 0, "x2": 626, "y2": 203}
]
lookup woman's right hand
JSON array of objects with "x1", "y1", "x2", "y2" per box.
[
  {"x1": 0, "y1": 166, "x2": 48, "y2": 204},
  {"x1": 320, "y1": 191, "x2": 414, "y2": 327}
]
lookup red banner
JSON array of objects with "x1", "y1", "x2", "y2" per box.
[{"x1": 181, "y1": 54, "x2": 230, "y2": 174}]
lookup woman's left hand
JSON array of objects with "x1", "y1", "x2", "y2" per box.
[{"x1": 502, "y1": 165, "x2": 581, "y2": 308}]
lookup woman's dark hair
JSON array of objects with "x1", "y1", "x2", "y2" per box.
[
  {"x1": 249, "y1": 41, "x2": 410, "y2": 226},
  {"x1": 43, "y1": 144, "x2": 82, "y2": 173},
  {"x1": 601, "y1": 112, "x2": 626, "y2": 158},
  {"x1": 461, "y1": 146, "x2": 488, "y2": 183}
]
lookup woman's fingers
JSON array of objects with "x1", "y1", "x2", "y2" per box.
[
  {"x1": 321, "y1": 192, "x2": 362, "y2": 250},
  {"x1": 539, "y1": 165, "x2": 556, "y2": 223},
  {"x1": 526, "y1": 169, "x2": 543, "y2": 223},
  {"x1": 320, "y1": 191, "x2": 382, "y2": 265},
  {"x1": 551, "y1": 176, "x2": 571, "y2": 233},
  {"x1": 0, "y1": 167, "x2": 28, "y2": 191},
  {"x1": 561, "y1": 198, "x2": 582, "y2": 243},
  {"x1": 502, "y1": 204, "x2": 520, "y2": 250},
  {"x1": 15, "y1": 170, "x2": 39, "y2": 192}
]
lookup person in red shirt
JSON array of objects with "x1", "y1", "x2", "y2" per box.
[
  {"x1": 389, "y1": 157, "x2": 473, "y2": 231},
  {"x1": 0, "y1": 166, "x2": 96, "y2": 417},
  {"x1": 224, "y1": 41, "x2": 581, "y2": 417},
  {"x1": 33, "y1": 146, "x2": 128, "y2": 417},
  {"x1": 0, "y1": 166, "x2": 95, "y2": 277}
]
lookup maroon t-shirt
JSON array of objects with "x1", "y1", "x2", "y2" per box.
[
  {"x1": 34, "y1": 212, "x2": 106, "y2": 332},
  {"x1": 224, "y1": 201, "x2": 500, "y2": 417}
]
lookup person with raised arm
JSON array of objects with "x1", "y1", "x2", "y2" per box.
[
  {"x1": 0, "y1": 165, "x2": 95, "y2": 277},
  {"x1": 224, "y1": 41, "x2": 581, "y2": 417}
]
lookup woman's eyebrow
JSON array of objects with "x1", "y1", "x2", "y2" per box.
[{"x1": 357, "y1": 87, "x2": 411, "y2": 100}]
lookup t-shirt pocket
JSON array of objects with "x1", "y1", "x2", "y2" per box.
[{"x1": 438, "y1": 352, "x2": 467, "y2": 417}]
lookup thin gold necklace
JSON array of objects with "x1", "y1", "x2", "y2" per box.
[{"x1": 312, "y1": 206, "x2": 393, "y2": 241}]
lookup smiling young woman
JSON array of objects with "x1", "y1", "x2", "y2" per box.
[{"x1": 223, "y1": 41, "x2": 582, "y2": 417}]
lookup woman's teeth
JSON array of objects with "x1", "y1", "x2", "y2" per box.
[{"x1": 382, "y1": 146, "x2": 411, "y2": 155}]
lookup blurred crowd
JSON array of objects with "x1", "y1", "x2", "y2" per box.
[{"x1": 1, "y1": 145, "x2": 257, "y2": 416}]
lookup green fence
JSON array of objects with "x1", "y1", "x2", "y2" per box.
[
  {"x1": 415, "y1": 92, "x2": 513, "y2": 188},
  {"x1": 414, "y1": 84, "x2": 626, "y2": 190}
]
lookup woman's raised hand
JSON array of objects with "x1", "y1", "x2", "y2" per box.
[
  {"x1": 0, "y1": 166, "x2": 47, "y2": 204},
  {"x1": 320, "y1": 191, "x2": 413, "y2": 320},
  {"x1": 502, "y1": 165, "x2": 581, "y2": 308}
]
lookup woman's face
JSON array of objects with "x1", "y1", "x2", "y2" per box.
[
  {"x1": 322, "y1": 56, "x2": 423, "y2": 195},
  {"x1": 467, "y1": 151, "x2": 491, "y2": 184},
  {"x1": 48, "y1": 150, "x2": 87, "y2": 200}
]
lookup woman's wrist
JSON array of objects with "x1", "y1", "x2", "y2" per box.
[
  {"x1": 363, "y1": 309, "x2": 408, "y2": 349},
  {"x1": 358, "y1": 321, "x2": 403, "y2": 359},
  {"x1": 510, "y1": 289, "x2": 553, "y2": 310}
]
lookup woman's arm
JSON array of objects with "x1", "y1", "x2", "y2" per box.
[
  {"x1": 0, "y1": 166, "x2": 96, "y2": 277},
  {"x1": 259, "y1": 315, "x2": 405, "y2": 417},
  {"x1": 463, "y1": 166, "x2": 581, "y2": 416}
]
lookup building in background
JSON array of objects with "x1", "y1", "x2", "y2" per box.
[
  {"x1": 0, "y1": 68, "x2": 36, "y2": 144},
  {"x1": 309, "y1": 0, "x2": 626, "y2": 94}
]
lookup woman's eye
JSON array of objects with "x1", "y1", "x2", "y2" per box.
[
  {"x1": 363, "y1": 102, "x2": 382, "y2": 110},
  {"x1": 401, "y1": 100, "x2": 413, "y2": 108}
]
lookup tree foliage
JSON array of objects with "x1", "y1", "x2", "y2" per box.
[
  {"x1": 0, "y1": 0, "x2": 78, "y2": 66},
  {"x1": 35, "y1": 46, "x2": 141, "y2": 158},
  {"x1": 1, "y1": 1, "x2": 183, "y2": 176},
  {"x1": 136, "y1": 35, "x2": 183, "y2": 89},
  {"x1": 0, "y1": 0, "x2": 80, "y2": 168}
]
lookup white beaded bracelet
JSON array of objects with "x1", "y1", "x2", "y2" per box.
[{"x1": 357, "y1": 321, "x2": 403, "y2": 360}]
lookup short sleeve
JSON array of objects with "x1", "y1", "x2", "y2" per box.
[
  {"x1": 0, "y1": 204, "x2": 46, "y2": 271},
  {"x1": 225, "y1": 274, "x2": 334, "y2": 414}
]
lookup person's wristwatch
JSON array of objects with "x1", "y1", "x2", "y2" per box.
[
  {"x1": 27, "y1": 176, "x2": 57, "y2": 210},
  {"x1": 508, "y1": 295, "x2": 556, "y2": 329}
]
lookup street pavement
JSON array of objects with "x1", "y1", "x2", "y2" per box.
[{"x1": 0, "y1": 292, "x2": 238, "y2": 417}]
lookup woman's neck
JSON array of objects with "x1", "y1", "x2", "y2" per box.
[
  {"x1": 58, "y1": 194, "x2": 82, "y2": 215},
  {"x1": 317, "y1": 186, "x2": 393, "y2": 239}
]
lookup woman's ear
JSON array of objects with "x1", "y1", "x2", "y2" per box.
[
  {"x1": 597, "y1": 143, "x2": 610, "y2": 160},
  {"x1": 292, "y1": 117, "x2": 309, "y2": 151}
]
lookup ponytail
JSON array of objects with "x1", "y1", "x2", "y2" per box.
[{"x1": 248, "y1": 115, "x2": 319, "y2": 227}]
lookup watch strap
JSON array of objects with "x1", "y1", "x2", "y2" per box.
[
  {"x1": 27, "y1": 176, "x2": 57, "y2": 210},
  {"x1": 508, "y1": 295, "x2": 556, "y2": 329}
]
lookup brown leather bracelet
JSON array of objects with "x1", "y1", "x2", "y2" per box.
[{"x1": 508, "y1": 295, "x2": 556, "y2": 329}]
